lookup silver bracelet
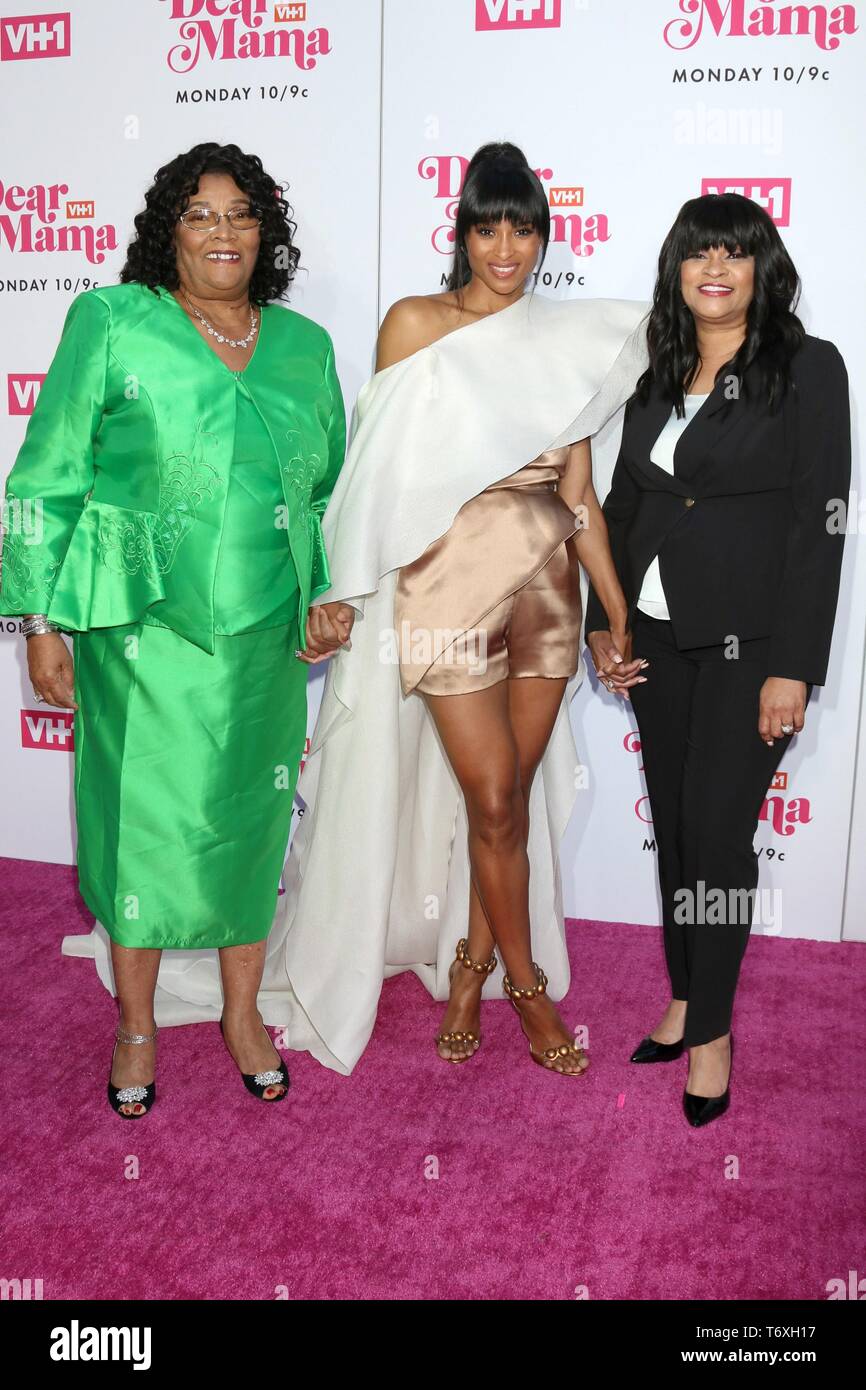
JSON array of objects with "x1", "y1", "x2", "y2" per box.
[{"x1": 21, "y1": 615, "x2": 60, "y2": 638}]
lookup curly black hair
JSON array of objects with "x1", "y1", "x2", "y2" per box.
[
  {"x1": 637, "y1": 192, "x2": 805, "y2": 416},
  {"x1": 119, "y1": 141, "x2": 301, "y2": 305}
]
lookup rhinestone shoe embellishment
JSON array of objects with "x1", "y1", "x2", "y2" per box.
[
  {"x1": 114, "y1": 1085, "x2": 149, "y2": 1103},
  {"x1": 253, "y1": 1069, "x2": 283, "y2": 1088}
]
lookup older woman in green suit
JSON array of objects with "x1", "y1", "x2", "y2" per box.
[{"x1": 0, "y1": 142, "x2": 351, "y2": 1115}]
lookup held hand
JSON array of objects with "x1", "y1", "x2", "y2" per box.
[
  {"x1": 26, "y1": 631, "x2": 77, "y2": 709},
  {"x1": 758, "y1": 677, "x2": 806, "y2": 746},
  {"x1": 297, "y1": 602, "x2": 355, "y2": 665},
  {"x1": 587, "y1": 628, "x2": 648, "y2": 701}
]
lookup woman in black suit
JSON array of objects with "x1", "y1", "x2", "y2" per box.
[{"x1": 586, "y1": 192, "x2": 850, "y2": 1127}]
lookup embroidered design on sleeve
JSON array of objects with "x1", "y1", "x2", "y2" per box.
[{"x1": 0, "y1": 497, "x2": 61, "y2": 603}]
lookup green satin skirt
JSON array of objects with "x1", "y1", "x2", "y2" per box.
[{"x1": 72, "y1": 619, "x2": 308, "y2": 949}]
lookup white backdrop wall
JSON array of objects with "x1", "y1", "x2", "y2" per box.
[{"x1": 1, "y1": 0, "x2": 864, "y2": 944}]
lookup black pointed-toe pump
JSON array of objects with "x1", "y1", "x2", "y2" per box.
[
  {"x1": 629, "y1": 1035, "x2": 684, "y2": 1063},
  {"x1": 683, "y1": 1034, "x2": 733, "y2": 1128}
]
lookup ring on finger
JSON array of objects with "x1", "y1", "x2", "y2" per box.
[{"x1": 781, "y1": 723, "x2": 795, "y2": 735}]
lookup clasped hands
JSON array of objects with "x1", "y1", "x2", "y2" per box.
[
  {"x1": 587, "y1": 628, "x2": 647, "y2": 701},
  {"x1": 587, "y1": 627, "x2": 807, "y2": 744},
  {"x1": 297, "y1": 601, "x2": 356, "y2": 664}
]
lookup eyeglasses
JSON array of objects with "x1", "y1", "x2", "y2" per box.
[{"x1": 178, "y1": 206, "x2": 261, "y2": 231}]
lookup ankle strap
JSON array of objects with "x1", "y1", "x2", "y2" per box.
[
  {"x1": 116, "y1": 1024, "x2": 159, "y2": 1045},
  {"x1": 455, "y1": 937, "x2": 497, "y2": 975},
  {"x1": 502, "y1": 963, "x2": 548, "y2": 1002}
]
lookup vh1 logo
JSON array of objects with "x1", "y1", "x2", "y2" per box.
[
  {"x1": 8, "y1": 374, "x2": 45, "y2": 416},
  {"x1": 476, "y1": 0, "x2": 561, "y2": 30},
  {"x1": 21, "y1": 708, "x2": 74, "y2": 751},
  {"x1": 550, "y1": 187, "x2": 584, "y2": 208},
  {"x1": 0, "y1": 11, "x2": 70, "y2": 61},
  {"x1": 702, "y1": 177, "x2": 792, "y2": 226}
]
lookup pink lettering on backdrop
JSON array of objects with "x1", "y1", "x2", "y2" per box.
[
  {"x1": 0, "y1": 180, "x2": 116, "y2": 265},
  {"x1": 419, "y1": 156, "x2": 611, "y2": 258},
  {"x1": 7, "y1": 375, "x2": 45, "y2": 415},
  {"x1": 702, "y1": 177, "x2": 792, "y2": 225},
  {"x1": 167, "y1": 0, "x2": 265, "y2": 23},
  {"x1": 475, "y1": 0, "x2": 561, "y2": 30},
  {"x1": 634, "y1": 785, "x2": 812, "y2": 838},
  {"x1": 21, "y1": 709, "x2": 74, "y2": 751},
  {"x1": 160, "y1": 0, "x2": 331, "y2": 71},
  {"x1": 663, "y1": 0, "x2": 858, "y2": 52},
  {"x1": 0, "y1": 181, "x2": 66, "y2": 223},
  {"x1": 0, "y1": 12, "x2": 70, "y2": 61},
  {"x1": 759, "y1": 796, "x2": 813, "y2": 836}
]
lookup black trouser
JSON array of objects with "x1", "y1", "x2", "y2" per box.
[{"x1": 628, "y1": 612, "x2": 811, "y2": 1047}]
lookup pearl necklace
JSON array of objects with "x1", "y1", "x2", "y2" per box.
[{"x1": 181, "y1": 290, "x2": 259, "y2": 349}]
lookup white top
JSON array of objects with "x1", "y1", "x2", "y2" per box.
[{"x1": 636, "y1": 392, "x2": 709, "y2": 621}]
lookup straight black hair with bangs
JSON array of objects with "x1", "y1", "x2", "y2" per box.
[
  {"x1": 637, "y1": 192, "x2": 805, "y2": 415},
  {"x1": 447, "y1": 142, "x2": 550, "y2": 292}
]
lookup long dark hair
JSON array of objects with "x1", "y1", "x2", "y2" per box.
[
  {"x1": 119, "y1": 141, "x2": 300, "y2": 305},
  {"x1": 637, "y1": 193, "x2": 804, "y2": 416},
  {"x1": 447, "y1": 142, "x2": 550, "y2": 295}
]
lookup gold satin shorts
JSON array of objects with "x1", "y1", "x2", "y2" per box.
[{"x1": 414, "y1": 536, "x2": 582, "y2": 696}]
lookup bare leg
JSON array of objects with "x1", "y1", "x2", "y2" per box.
[
  {"x1": 651, "y1": 999, "x2": 688, "y2": 1044},
  {"x1": 460, "y1": 673, "x2": 564, "y2": 957},
  {"x1": 437, "y1": 813, "x2": 502, "y2": 1063},
  {"x1": 687, "y1": 1032, "x2": 732, "y2": 1097},
  {"x1": 219, "y1": 939, "x2": 287, "y2": 1100},
  {"x1": 426, "y1": 683, "x2": 510, "y2": 1060},
  {"x1": 427, "y1": 676, "x2": 587, "y2": 1073},
  {"x1": 109, "y1": 942, "x2": 161, "y2": 1116},
  {"x1": 503, "y1": 677, "x2": 588, "y2": 1072}
]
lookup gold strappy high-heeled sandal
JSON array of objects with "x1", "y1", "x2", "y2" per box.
[
  {"x1": 502, "y1": 963, "x2": 589, "y2": 1076},
  {"x1": 434, "y1": 937, "x2": 497, "y2": 1064}
]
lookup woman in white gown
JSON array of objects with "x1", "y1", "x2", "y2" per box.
[
  {"x1": 64, "y1": 143, "x2": 649, "y2": 1078},
  {"x1": 278, "y1": 144, "x2": 649, "y2": 1075}
]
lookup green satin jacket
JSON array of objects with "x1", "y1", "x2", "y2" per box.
[{"x1": 0, "y1": 282, "x2": 346, "y2": 652}]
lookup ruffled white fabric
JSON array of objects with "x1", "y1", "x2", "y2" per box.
[{"x1": 62, "y1": 292, "x2": 649, "y2": 1075}]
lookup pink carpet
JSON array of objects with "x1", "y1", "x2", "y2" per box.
[{"x1": 3, "y1": 855, "x2": 864, "y2": 1301}]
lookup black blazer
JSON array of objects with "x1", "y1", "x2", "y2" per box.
[{"x1": 585, "y1": 335, "x2": 851, "y2": 686}]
